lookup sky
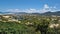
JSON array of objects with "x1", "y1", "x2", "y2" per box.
[{"x1": 0, "y1": 0, "x2": 60, "y2": 13}]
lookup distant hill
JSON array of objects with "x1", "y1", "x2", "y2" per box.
[
  {"x1": 0, "y1": 12, "x2": 27, "y2": 14},
  {"x1": 41, "y1": 11, "x2": 60, "y2": 16},
  {"x1": 0, "y1": 11, "x2": 60, "y2": 16}
]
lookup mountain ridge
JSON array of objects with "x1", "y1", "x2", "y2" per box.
[{"x1": 0, "y1": 11, "x2": 60, "y2": 16}]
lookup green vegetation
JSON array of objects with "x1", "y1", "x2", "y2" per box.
[{"x1": 0, "y1": 14, "x2": 60, "y2": 34}]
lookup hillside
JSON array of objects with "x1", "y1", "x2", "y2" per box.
[{"x1": 41, "y1": 11, "x2": 60, "y2": 16}]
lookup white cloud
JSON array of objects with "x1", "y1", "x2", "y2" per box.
[
  {"x1": 53, "y1": 6, "x2": 56, "y2": 9},
  {"x1": 39, "y1": 4, "x2": 50, "y2": 13},
  {"x1": 5, "y1": 4, "x2": 51, "y2": 13},
  {"x1": 6, "y1": 9, "x2": 13, "y2": 12},
  {"x1": 25, "y1": 8, "x2": 40, "y2": 13},
  {"x1": 6, "y1": 9, "x2": 22, "y2": 12},
  {"x1": 39, "y1": 4, "x2": 58, "y2": 13},
  {"x1": 2, "y1": 4, "x2": 58, "y2": 13},
  {"x1": 44, "y1": 4, "x2": 49, "y2": 9},
  {"x1": 6, "y1": 8, "x2": 40, "y2": 13}
]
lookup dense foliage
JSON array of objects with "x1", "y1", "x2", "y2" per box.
[{"x1": 0, "y1": 15, "x2": 60, "y2": 34}]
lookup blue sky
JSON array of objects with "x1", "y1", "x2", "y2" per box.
[{"x1": 0, "y1": 0, "x2": 60, "y2": 13}]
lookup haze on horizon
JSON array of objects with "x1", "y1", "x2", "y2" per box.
[{"x1": 0, "y1": 0, "x2": 60, "y2": 13}]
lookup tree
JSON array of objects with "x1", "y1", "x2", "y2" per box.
[{"x1": 36, "y1": 19, "x2": 50, "y2": 34}]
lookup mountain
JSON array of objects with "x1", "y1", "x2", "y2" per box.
[
  {"x1": 0, "y1": 11, "x2": 60, "y2": 16},
  {"x1": 41, "y1": 11, "x2": 60, "y2": 16},
  {"x1": 0, "y1": 12, "x2": 27, "y2": 14}
]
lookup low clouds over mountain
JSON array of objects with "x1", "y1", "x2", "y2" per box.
[{"x1": 0, "y1": 4, "x2": 59, "y2": 13}]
